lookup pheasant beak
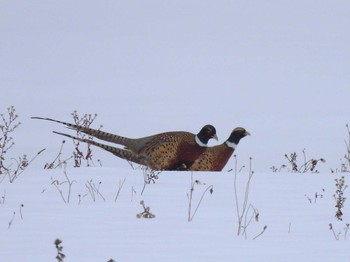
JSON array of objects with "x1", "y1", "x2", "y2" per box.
[
  {"x1": 245, "y1": 131, "x2": 251, "y2": 136},
  {"x1": 212, "y1": 134, "x2": 219, "y2": 141}
]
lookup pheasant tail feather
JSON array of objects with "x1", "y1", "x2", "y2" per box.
[{"x1": 32, "y1": 117, "x2": 132, "y2": 148}]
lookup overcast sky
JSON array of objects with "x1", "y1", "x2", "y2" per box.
[{"x1": 1, "y1": 1, "x2": 349, "y2": 171}]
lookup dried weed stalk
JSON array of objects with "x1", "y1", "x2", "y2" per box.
[
  {"x1": 141, "y1": 167, "x2": 161, "y2": 195},
  {"x1": 44, "y1": 140, "x2": 72, "y2": 169},
  {"x1": 114, "y1": 177, "x2": 126, "y2": 202},
  {"x1": 340, "y1": 124, "x2": 350, "y2": 172},
  {"x1": 0, "y1": 106, "x2": 20, "y2": 174},
  {"x1": 187, "y1": 172, "x2": 213, "y2": 222},
  {"x1": 233, "y1": 156, "x2": 265, "y2": 239},
  {"x1": 51, "y1": 162, "x2": 76, "y2": 204},
  {"x1": 0, "y1": 190, "x2": 5, "y2": 204},
  {"x1": 85, "y1": 179, "x2": 106, "y2": 202},
  {"x1": 329, "y1": 223, "x2": 350, "y2": 241},
  {"x1": 7, "y1": 211, "x2": 16, "y2": 229},
  {"x1": 304, "y1": 189, "x2": 325, "y2": 204}
]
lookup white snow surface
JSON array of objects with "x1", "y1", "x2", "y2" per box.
[
  {"x1": 1, "y1": 168, "x2": 349, "y2": 261},
  {"x1": 1, "y1": 0, "x2": 350, "y2": 261}
]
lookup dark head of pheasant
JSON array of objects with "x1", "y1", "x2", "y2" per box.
[
  {"x1": 183, "y1": 127, "x2": 249, "y2": 171},
  {"x1": 195, "y1": 124, "x2": 218, "y2": 146},
  {"x1": 225, "y1": 127, "x2": 250, "y2": 149}
]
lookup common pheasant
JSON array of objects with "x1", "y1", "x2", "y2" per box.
[
  {"x1": 186, "y1": 127, "x2": 250, "y2": 171},
  {"x1": 32, "y1": 117, "x2": 218, "y2": 170}
]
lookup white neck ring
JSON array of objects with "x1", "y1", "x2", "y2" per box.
[
  {"x1": 195, "y1": 135, "x2": 207, "y2": 147},
  {"x1": 225, "y1": 141, "x2": 237, "y2": 149}
]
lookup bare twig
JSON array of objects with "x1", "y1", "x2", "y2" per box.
[
  {"x1": 242, "y1": 204, "x2": 259, "y2": 239},
  {"x1": 8, "y1": 211, "x2": 16, "y2": 230},
  {"x1": 5, "y1": 148, "x2": 46, "y2": 183},
  {"x1": 131, "y1": 187, "x2": 137, "y2": 202},
  {"x1": 234, "y1": 156, "x2": 256, "y2": 236},
  {"x1": 329, "y1": 223, "x2": 340, "y2": 240},
  {"x1": 44, "y1": 140, "x2": 71, "y2": 169},
  {"x1": 0, "y1": 190, "x2": 6, "y2": 204},
  {"x1": 344, "y1": 224, "x2": 350, "y2": 240},
  {"x1": 114, "y1": 177, "x2": 126, "y2": 202},
  {"x1": 341, "y1": 124, "x2": 350, "y2": 172},
  {"x1": 85, "y1": 179, "x2": 106, "y2": 202},
  {"x1": 19, "y1": 204, "x2": 24, "y2": 220},
  {"x1": 252, "y1": 225, "x2": 267, "y2": 240},
  {"x1": 288, "y1": 222, "x2": 292, "y2": 234},
  {"x1": 187, "y1": 172, "x2": 213, "y2": 222}
]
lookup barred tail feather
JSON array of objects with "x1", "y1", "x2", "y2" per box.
[
  {"x1": 52, "y1": 131, "x2": 147, "y2": 167},
  {"x1": 32, "y1": 116, "x2": 132, "y2": 147}
]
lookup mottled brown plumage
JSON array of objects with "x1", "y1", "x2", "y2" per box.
[
  {"x1": 32, "y1": 117, "x2": 218, "y2": 170},
  {"x1": 188, "y1": 127, "x2": 250, "y2": 171}
]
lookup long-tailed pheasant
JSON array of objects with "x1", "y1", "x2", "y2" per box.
[
  {"x1": 31, "y1": 117, "x2": 218, "y2": 170},
  {"x1": 187, "y1": 127, "x2": 250, "y2": 171}
]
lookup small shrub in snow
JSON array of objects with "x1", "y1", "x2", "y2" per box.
[
  {"x1": 136, "y1": 200, "x2": 156, "y2": 219},
  {"x1": 334, "y1": 176, "x2": 347, "y2": 221},
  {"x1": 54, "y1": 239, "x2": 65, "y2": 262},
  {"x1": 70, "y1": 111, "x2": 100, "y2": 168},
  {"x1": 0, "y1": 106, "x2": 44, "y2": 183},
  {"x1": 272, "y1": 149, "x2": 325, "y2": 173},
  {"x1": 285, "y1": 149, "x2": 326, "y2": 173},
  {"x1": 0, "y1": 106, "x2": 21, "y2": 173}
]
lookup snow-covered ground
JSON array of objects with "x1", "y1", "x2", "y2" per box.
[
  {"x1": 1, "y1": 167, "x2": 349, "y2": 261},
  {"x1": 1, "y1": 0, "x2": 350, "y2": 261}
]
